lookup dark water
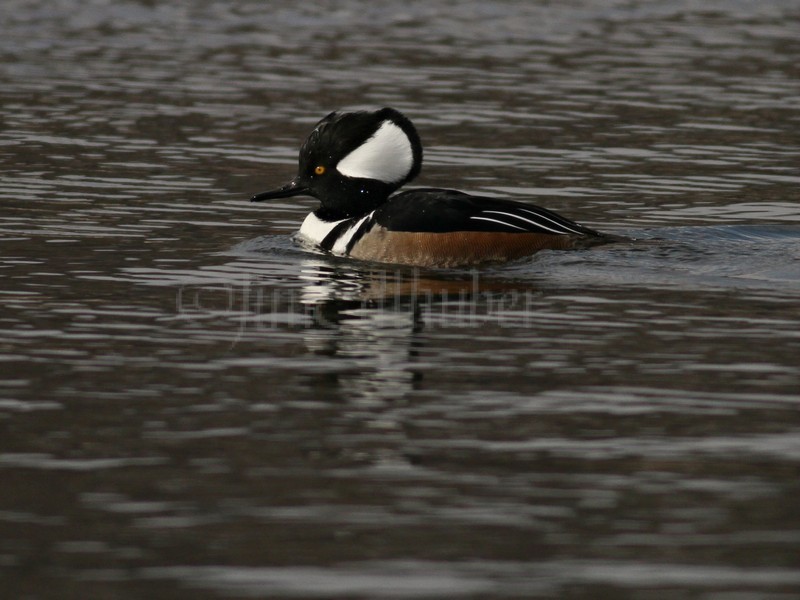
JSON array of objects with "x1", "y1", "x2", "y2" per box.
[{"x1": 2, "y1": 1, "x2": 800, "y2": 598}]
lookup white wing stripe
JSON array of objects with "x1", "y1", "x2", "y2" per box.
[
  {"x1": 469, "y1": 216, "x2": 527, "y2": 231},
  {"x1": 480, "y1": 210, "x2": 575, "y2": 234},
  {"x1": 515, "y1": 207, "x2": 584, "y2": 234}
]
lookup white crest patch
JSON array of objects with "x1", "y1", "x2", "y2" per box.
[
  {"x1": 298, "y1": 212, "x2": 346, "y2": 246},
  {"x1": 336, "y1": 120, "x2": 413, "y2": 183}
]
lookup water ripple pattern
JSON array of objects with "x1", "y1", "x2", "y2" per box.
[{"x1": 1, "y1": 1, "x2": 799, "y2": 598}]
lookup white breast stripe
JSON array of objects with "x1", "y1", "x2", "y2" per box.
[
  {"x1": 481, "y1": 210, "x2": 577, "y2": 235},
  {"x1": 336, "y1": 121, "x2": 413, "y2": 183},
  {"x1": 469, "y1": 216, "x2": 527, "y2": 231},
  {"x1": 298, "y1": 213, "x2": 347, "y2": 245},
  {"x1": 331, "y1": 211, "x2": 374, "y2": 255},
  {"x1": 516, "y1": 207, "x2": 584, "y2": 234}
]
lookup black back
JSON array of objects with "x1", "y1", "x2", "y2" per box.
[{"x1": 373, "y1": 188, "x2": 600, "y2": 236}]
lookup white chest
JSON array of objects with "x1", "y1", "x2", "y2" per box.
[
  {"x1": 297, "y1": 212, "x2": 374, "y2": 256},
  {"x1": 298, "y1": 213, "x2": 346, "y2": 246}
]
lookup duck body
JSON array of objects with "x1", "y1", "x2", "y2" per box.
[{"x1": 252, "y1": 108, "x2": 612, "y2": 268}]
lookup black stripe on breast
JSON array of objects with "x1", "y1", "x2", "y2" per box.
[
  {"x1": 319, "y1": 220, "x2": 357, "y2": 252},
  {"x1": 318, "y1": 214, "x2": 377, "y2": 254},
  {"x1": 344, "y1": 216, "x2": 375, "y2": 254}
]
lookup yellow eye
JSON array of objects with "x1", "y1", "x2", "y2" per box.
[{"x1": 314, "y1": 165, "x2": 326, "y2": 175}]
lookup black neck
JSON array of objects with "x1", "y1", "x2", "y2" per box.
[{"x1": 314, "y1": 178, "x2": 395, "y2": 221}]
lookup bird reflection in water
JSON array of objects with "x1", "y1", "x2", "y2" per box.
[{"x1": 295, "y1": 259, "x2": 537, "y2": 404}]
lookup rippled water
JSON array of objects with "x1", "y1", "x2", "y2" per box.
[{"x1": 2, "y1": 1, "x2": 800, "y2": 598}]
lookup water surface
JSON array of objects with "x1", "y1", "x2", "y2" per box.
[{"x1": 1, "y1": 1, "x2": 799, "y2": 598}]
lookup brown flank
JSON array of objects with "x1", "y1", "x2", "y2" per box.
[{"x1": 348, "y1": 228, "x2": 602, "y2": 268}]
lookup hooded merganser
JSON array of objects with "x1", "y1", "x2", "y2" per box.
[{"x1": 252, "y1": 107, "x2": 611, "y2": 268}]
